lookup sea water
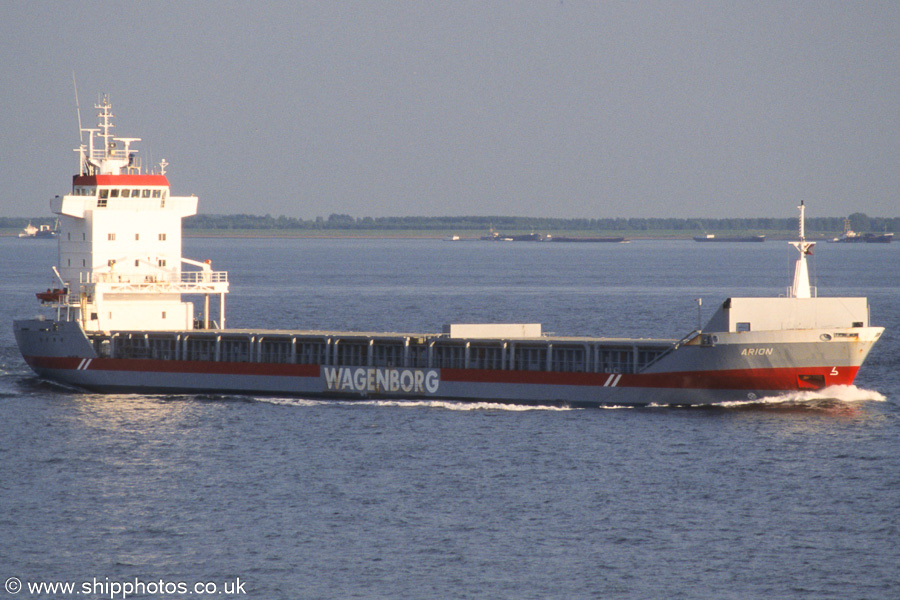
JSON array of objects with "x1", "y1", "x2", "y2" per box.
[{"x1": 1, "y1": 237, "x2": 898, "y2": 599}]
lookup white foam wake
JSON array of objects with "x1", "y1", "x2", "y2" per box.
[
  {"x1": 775, "y1": 384, "x2": 885, "y2": 403},
  {"x1": 711, "y1": 385, "x2": 886, "y2": 409},
  {"x1": 253, "y1": 397, "x2": 577, "y2": 411}
]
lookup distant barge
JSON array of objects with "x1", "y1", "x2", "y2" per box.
[
  {"x1": 549, "y1": 236, "x2": 628, "y2": 243},
  {"x1": 693, "y1": 234, "x2": 766, "y2": 243}
]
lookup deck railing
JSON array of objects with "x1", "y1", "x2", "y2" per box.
[
  {"x1": 99, "y1": 330, "x2": 678, "y2": 375},
  {"x1": 82, "y1": 271, "x2": 228, "y2": 284}
]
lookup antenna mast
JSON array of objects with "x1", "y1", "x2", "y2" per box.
[
  {"x1": 72, "y1": 72, "x2": 83, "y2": 144},
  {"x1": 73, "y1": 73, "x2": 89, "y2": 174}
]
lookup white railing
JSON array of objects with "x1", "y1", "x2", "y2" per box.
[
  {"x1": 82, "y1": 271, "x2": 228, "y2": 285},
  {"x1": 181, "y1": 271, "x2": 229, "y2": 284}
]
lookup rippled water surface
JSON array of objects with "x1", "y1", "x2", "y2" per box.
[{"x1": 2, "y1": 237, "x2": 898, "y2": 599}]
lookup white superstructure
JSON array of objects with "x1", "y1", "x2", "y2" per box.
[{"x1": 45, "y1": 95, "x2": 228, "y2": 332}]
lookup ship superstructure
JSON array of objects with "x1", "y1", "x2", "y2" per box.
[
  {"x1": 47, "y1": 96, "x2": 228, "y2": 332},
  {"x1": 13, "y1": 98, "x2": 883, "y2": 406}
]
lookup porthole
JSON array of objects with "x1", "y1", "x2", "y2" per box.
[{"x1": 820, "y1": 333, "x2": 832, "y2": 341}]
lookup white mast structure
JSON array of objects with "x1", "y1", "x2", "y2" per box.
[
  {"x1": 49, "y1": 95, "x2": 228, "y2": 332},
  {"x1": 788, "y1": 200, "x2": 815, "y2": 298}
]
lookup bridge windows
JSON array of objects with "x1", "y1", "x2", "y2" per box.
[{"x1": 92, "y1": 188, "x2": 169, "y2": 204}]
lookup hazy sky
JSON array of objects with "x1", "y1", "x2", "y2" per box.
[{"x1": 2, "y1": 1, "x2": 897, "y2": 220}]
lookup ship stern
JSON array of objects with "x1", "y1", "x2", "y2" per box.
[{"x1": 13, "y1": 319, "x2": 98, "y2": 379}]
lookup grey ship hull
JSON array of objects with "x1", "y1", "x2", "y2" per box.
[{"x1": 14, "y1": 317, "x2": 882, "y2": 406}]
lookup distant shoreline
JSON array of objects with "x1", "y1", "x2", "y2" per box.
[
  {"x1": 3, "y1": 212, "x2": 895, "y2": 241},
  {"x1": 0, "y1": 228, "x2": 847, "y2": 241},
  {"x1": 181, "y1": 215, "x2": 896, "y2": 240}
]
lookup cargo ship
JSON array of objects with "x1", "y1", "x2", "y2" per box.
[{"x1": 13, "y1": 98, "x2": 883, "y2": 406}]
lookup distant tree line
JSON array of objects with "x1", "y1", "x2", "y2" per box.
[
  {"x1": 177, "y1": 212, "x2": 898, "y2": 233},
  {"x1": 3, "y1": 213, "x2": 897, "y2": 233}
]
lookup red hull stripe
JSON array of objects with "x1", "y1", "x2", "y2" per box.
[
  {"x1": 441, "y1": 366, "x2": 859, "y2": 390},
  {"x1": 73, "y1": 174, "x2": 170, "y2": 186},
  {"x1": 25, "y1": 356, "x2": 859, "y2": 391}
]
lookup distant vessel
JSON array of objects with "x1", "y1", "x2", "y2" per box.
[
  {"x1": 693, "y1": 234, "x2": 766, "y2": 243},
  {"x1": 14, "y1": 98, "x2": 883, "y2": 406},
  {"x1": 18, "y1": 222, "x2": 58, "y2": 239},
  {"x1": 829, "y1": 220, "x2": 893, "y2": 243},
  {"x1": 550, "y1": 236, "x2": 628, "y2": 243},
  {"x1": 480, "y1": 227, "x2": 513, "y2": 241},
  {"x1": 480, "y1": 227, "x2": 544, "y2": 242},
  {"x1": 508, "y1": 232, "x2": 545, "y2": 242}
]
